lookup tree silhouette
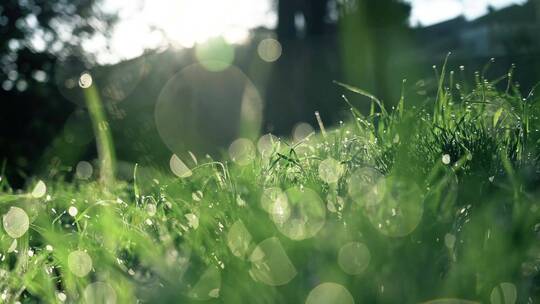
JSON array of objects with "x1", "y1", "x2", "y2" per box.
[
  {"x1": 0, "y1": 0, "x2": 116, "y2": 185},
  {"x1": 341, "y1": 0, "x2": 412, "y2": 98}
]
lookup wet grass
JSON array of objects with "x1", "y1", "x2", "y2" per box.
[{"x1": 1, "y1": 62, "x2": 540, "y2": 303}]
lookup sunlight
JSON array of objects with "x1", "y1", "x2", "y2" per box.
[
  {"x1": 98, "y1": 0, "x2": 274, "y2": 63},
  {"x1": 94, "y1": 0, "x2": 528, "y2": 63}
]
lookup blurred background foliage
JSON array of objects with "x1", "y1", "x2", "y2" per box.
[{"x1": 0, "y1": 0, "x2": 539, "y2": 186}]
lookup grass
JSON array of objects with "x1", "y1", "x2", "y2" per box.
[{"x1": 1, "y1": 60, "x2": 540, "y2": 303}]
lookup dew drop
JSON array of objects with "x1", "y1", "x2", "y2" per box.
[
  {"x1": 68, "y1": 206, "x2": 78, "y2": 217},
  {"x1": 78, "y1": 72, "x2": 93, "y2": 89},
  {"x1": 185, "y1": 213, "x2": 199, "y2": 229},
  {"x1": 442, "y1": 154, "x2": 451, "y2": 165},
  {"x1": 31, "y1": 180, "x2": 47, "y2": 198}
]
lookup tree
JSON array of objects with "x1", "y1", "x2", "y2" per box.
[
  {"x1": 0, "y1": 0, "x2": 116, "y2": 185},
  {"x1": 276, "y1": 0, "x2": 330, "y2": 41},
  {"x1": 275, "y1": 0, "x2": 411, "y2": 102},
  {"x1": 339, "y1": 0, "x2": 412, "y2": 99}
]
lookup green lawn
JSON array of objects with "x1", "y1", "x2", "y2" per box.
[{"x1": 1, "y1": 62, "x2": 540, "y2": 303}]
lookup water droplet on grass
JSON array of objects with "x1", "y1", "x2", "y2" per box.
[
  {"x1": 192, "y1": 191, "x2": 203, "y2": 201},
  {"x1": 78, "y1": 72, "x2": 93, "y2": 88},
  {"x1": 146, "y1": 204, "x2": 157, "y2": 216},
  {"x1": 442, "y1": 154, "x2": 451, "y2": 165},
  {"x1": 57, "y1": 292, "x2": 67, "y2": 302},
  {"x1": 3, "y1": 207, "x2": 29, "y2": 238},
  {"x1": 68, "y1": 206, "x2": 78, "y2": 217},
  {"x1": 31, "y1": 180, "x2": 46, "y2": 198},
  {"x1": 185, "y1": 213, "x2": 199, "y2": 229}
]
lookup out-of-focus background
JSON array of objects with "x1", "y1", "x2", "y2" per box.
[{"x1": 1, "y1": 0, "x2": 539, "y2": 185}]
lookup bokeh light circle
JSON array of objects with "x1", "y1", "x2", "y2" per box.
[
  {"x1": 490, "y1": 282, "x2": 517, "y2": 304},
  {"x1": 195, "y1": 37, "x2": 235, "y2": 72},
  {"x1": 155, "y1": 64, "x2": 262, "y2": 157},
  {"x1": 364, "y1": 176, "x2": 424, "y2": 237},
  {"x1": 292, "y1": 122, "x2": 314, "y2": 143},
  {"x1": 188, "y1": 266, "x2": 221, "y2": 300},
  {"x1": 318, "y1": 158, "x2": 344, "y2": 184},
  {"x1": 76, "y1": 161, "x2": 93, "y2": 180},
  {"x1": 227, "y1": 220, "x2": 252, "y2": 258},
  {"x1": 258, "y1": 38, "x2": 282, "y2": 62},
  {"x1": 2, "y1": 207, "x2": 30, "y2": 238},
  {"x1": 249, "y1": 237, "x2": 297, "y2": 286},
  {"x1": 260, "y1": 187, "x2": 287, "y2": 213},
  {"x1": 68, "y1": 250, "x2": 93, "y2": 277},
  {"x1": 257, "y1": 133, "x2": 279, "y2": 157},
  {"x1": 169, "y1": 154, "x2": 193, "y2": 178},
  {"x1": 100, "y1": 58, "x2": 147, "y2": 102},
  {"x1": 305, "y1": 282, "x2": 355, "y2": 304},
  {"x1": 338, "y1": 242, "x2": 371, "y2": 275},
  {"x1": 347, "y1": 167, "x2": 385, "y2": 207},
  {"x1": 274, "y1": 187, "x2": 326, "y2": 240},
  {"x1": 84, "y1": 282, "x2": 117, "y2": 304},
  {"x1": 229, "y1": 138, "x2": 256, "y2": 166}
]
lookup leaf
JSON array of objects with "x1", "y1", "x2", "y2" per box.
[
  {"x1": 333, "y1": 80, "x2": 387, "y2": 116},
  {"x1": 493, "y1": 107, "x2": 504, "y2": 128}
]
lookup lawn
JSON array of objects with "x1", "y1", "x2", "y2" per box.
[{"x1": 1, "y1": 61, "x2": 539, "y2": 303}]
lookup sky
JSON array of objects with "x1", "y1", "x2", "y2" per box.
[
  {"x1": 91, "y1": 0, "x2": 527, "y2": 64},
  {"x1": 408, "y1": 0, "x2": 527, "y2": 26}
]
